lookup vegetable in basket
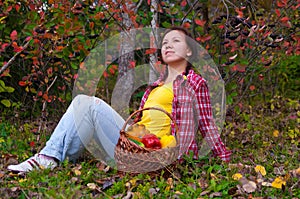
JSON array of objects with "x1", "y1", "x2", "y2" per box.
[
  {"x1": 141, "y1": 134, "x2": 162, "y2": 149},
  {"x1": 160, "y1": 135, "x2": 177, "y2": 148}
]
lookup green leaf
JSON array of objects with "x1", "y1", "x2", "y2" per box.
[{"x1": 1, "y1": 99, "x2": 11, "y2": 107}]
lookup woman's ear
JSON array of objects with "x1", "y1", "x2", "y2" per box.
[{"x1": 186, "y1": 48, "x2": 192, "y2": 57}]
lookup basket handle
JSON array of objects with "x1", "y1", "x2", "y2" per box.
[{"x1": 121, "y1": 107, "x2": 178, "y2": 135}]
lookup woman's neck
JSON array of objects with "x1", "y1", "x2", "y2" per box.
[{"x1": 164, "y1": 64, "x2": 187, "y2": 84}]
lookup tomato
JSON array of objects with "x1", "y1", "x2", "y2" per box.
[{"x1": 141, "y1": 134, "x2": 161, "y2": 149}]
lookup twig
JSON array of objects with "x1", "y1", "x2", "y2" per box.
[
  {"x1": 36, "y1": 76, "x2": 57, "y2": 143},
  {"x1": 0, "y1": 39, "x2": 31, "y2": 75}
]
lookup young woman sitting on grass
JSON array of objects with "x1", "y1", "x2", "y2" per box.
[{"x1": 8, "y1": 26, "x2": 231, "y2": 173}]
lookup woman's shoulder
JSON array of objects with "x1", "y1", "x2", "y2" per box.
[{"x1": 186, "y1": 69, "x2": 207, "y2": 86}]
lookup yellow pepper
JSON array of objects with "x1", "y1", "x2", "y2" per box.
[{"x1": 160, "y1": 135, "x2": 177, "y2": 148}]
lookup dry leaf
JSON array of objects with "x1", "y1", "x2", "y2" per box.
[
  {"x1": 290, "y1": 167, "x2": 300, "y2": 177},
  {"x1": 210, "y1": 173, "x2": 218, "y2": 180},
  {"x1": 262, "y1": 181, "x2": 272, "y2": 187},
  {"x1": 232, "y1": 173, "x2": 243, "y2": 180},
  {"x1": 239, "y1": 177, "x2": 257, "y2": 193},
  {"x1": 209, "y1": 192, "x2": 222, "y2": 197},
  {"x1": 149, "y1": 187, "x2": 159, "y2": 195},
  {"x1": 200, "y1": 190, "x2": 210, "y2": 196},
  {"x1": 271, "y1": 177, "x2": 286, "y2": 189},
  {"x1": 255, "y1": 165, "x2": 267, "y2": 176},
  {"x1": 73, "y1": 169, "x2": 81, "y2": 176},
  {"x1": 242, "y1": 180, "x2": 257, "y2": 193},
  {"x1": 174, "y1": 191, "x2": 183, "y2": 195},
  {"x1": 167, "y1": 178, "x2": 174, "y2": 189},
  {"x1": 87, "y1": 183, "x2": 97, "y2": 190},
  {"x1": 0, "y1": 171, "x2": 5, "y2": 178},
  {"x1": 273, "y1": 130, "x2": 279, "y2": 137}
]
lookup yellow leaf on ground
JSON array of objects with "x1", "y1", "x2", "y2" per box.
[
  {"x1": 255, "y1": 165, "x2": 267, "y2": 176},
  {"x1": 232, "y1": 173, "x2": 243, "y2": 180},
  {"x1": 74, "y1": 169, "x2": 81, "y2": 176},
  {"x1": 273, "y1": 130, "x2": 279, "y2": 137},
  {"x1": 271, "y1": 177, "x2": 286, "y2": 189}
]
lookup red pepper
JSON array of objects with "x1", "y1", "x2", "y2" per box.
[{"x1": 141, "y1": 134, "x2": 162, "y2": 149}]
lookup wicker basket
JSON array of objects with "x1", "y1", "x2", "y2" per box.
[{"x1": 114, "y1": 107, "x2": 180, "y2": 173}]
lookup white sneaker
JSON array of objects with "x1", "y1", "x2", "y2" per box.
[{"x1": 7, "y1": 154, "x2": 58, "y2": 173}]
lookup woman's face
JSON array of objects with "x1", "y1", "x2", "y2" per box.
[{"x1": 161, "y1": 30, "x2": 192, "y2": 66}]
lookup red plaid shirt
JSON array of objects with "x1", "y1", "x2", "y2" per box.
[{"x1": 137, "y1": 69, "x2": 231, "y2": 162}]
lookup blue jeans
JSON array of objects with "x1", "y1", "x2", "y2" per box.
[{"x1": 40, "y1": 95, "x2": 125, "y2": 164}]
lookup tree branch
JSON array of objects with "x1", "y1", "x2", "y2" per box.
[{"x1": 0, "y1": 39, "x2": 31, "y2": 75}]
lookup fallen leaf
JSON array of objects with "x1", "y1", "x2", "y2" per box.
[
  {"x1": 123, "y1": 191, "x2": 133, "y2": 199},
  {"x1": 174, "y1": 191, "x2": 183, "y2": 195},
  {"x1": 242, "y1": 180, "x2": 257, "y2": 193},
  {"x1": 232, "y1": 173, "x2": 243, "y2": 180},
  {"x1": 210, "y1": 173, "x2": 218, "y2": 180},
  {"x1": 148, "y1": 187, "x2": 159, "y2": 195},
  {"x1": 71, "y1": 177, "x2": 79, "y2": 183},
  {"x1": 209, "y1": 192, "x2": 222, "y2": 198},
  {"x1": 273, "y1": 130, "x2": 279, "y2": 137},
  {"x1": 262, "y1": 181, "x2": 272, "y2": 187},
  {"x1": 0, "y1": 171, "x2": 5, "y2": 178},
  {"x1": 87, "y1": 183, "x2": 97, "y2": 190},
  {"x1": 200, "y1": 190, "x2": 210, "y2": 196},
  {"x1": 73, "y1": 169, "x2": 81, "y2": 176},
  {"x1": 271, "y1": 177, "x2": 286, "y2": 189},
  {"x1": 290, "y1": 167, "x2": 300, "y2": 177},
  {"x1": 274, "y1": 166, "x2": 286, "y2": 175},
  {"x1": 239, "y1": 177, "x2": 257, "y2": 193},
  {"x1": 255, "y1": 165, "x2": 267, "y2": 176}
]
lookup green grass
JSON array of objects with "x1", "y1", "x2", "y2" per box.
[{"x1": 0, "y1": 96, "x2": 299, "y2": 198}]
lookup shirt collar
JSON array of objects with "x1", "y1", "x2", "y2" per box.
[{"x1": 150, "y1": 69, "x2": 194, "y2": 86}]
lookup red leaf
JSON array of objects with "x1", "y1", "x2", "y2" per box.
[
  {"x1": 29, "y1": 141, "x2": 35, "y2": 147},
  {"x1": 195, "y1": 19, "x2": 206, "y2": 27},
  {"x1": 109, "y1": 67, "x2": 115, "y2": 75},
  {"x1": 183, "y1": 22, "x2": 190, "y2": 28},
  {"x1": 218, "y1": 25, "x2": 225, "y2": 29},
  {"x1": 73, "y1": 73, "x2": 79, "y2": 79},
  {"x1": 42, "y1": 93, "x2": 48, "y2": 101},
  {"x1": 249, "y1": 85, "x2": 255, "y2": 91},
  {"x1": 6, "y1": 6, "x2": 13, "y2": 13},
  {"x1": 103, "y1": 71, "x2": 109, "y2": 78},
  {"x1": 10, "y1": 30, "x2": 18, "y2": 41},
  {"x1": 277, "y1": 0, "x2": 286, "y2": 7},
  {"x1": 8, "y1": 40, "x2": 20, "y2": 50},
  {"x1": 25, "y1": 36, "x2": 31, "y2": 41},
  {"x1": 235, "y1": 8, "x2": 244, "y2": 18},
  {"x1": 15, "y1": 3, "x2": 21, "y2": 12},
  {"x1": 280, "y1": 16, "x2": 289, "y2": 22},
  {"x1": 19, "y1": 81, "x2": 27, "y2": 86},
  {"x1": 196, "y1": 35, "x2": 211, "y2": 43},
  {"x1": 129, "y1": 61, "x2": 136, "y2": 68},
  {"x1": 0, "y1": 68, "x2": 10, "y2": 77},
  {"x1": 145, "y1": 48, "x2": 157, "y2": 55},
  {"x1": 275, "y1": 9, "x2": 281, "y2": 17},
  {"x1": 47, "y1": 67, "x2": 53, "y2": 76},
  {"x1": 181, "y1": 0, "x2": 187, "y2": 7},
  {"x1": 1, "y1": 43, "x2": 9, "y2": 52}
]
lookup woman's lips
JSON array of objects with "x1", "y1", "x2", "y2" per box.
[{"x1": 165, "y1": 51, "x2": 174, "y2": 55}]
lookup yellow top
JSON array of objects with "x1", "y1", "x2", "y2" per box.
[{"x1": 138, "y1": 82, "x2": 174, "y2": 138}]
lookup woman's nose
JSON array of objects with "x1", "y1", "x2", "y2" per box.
[{"x1": 165, "y1": 43, "x2": 172, "y2": 49}]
